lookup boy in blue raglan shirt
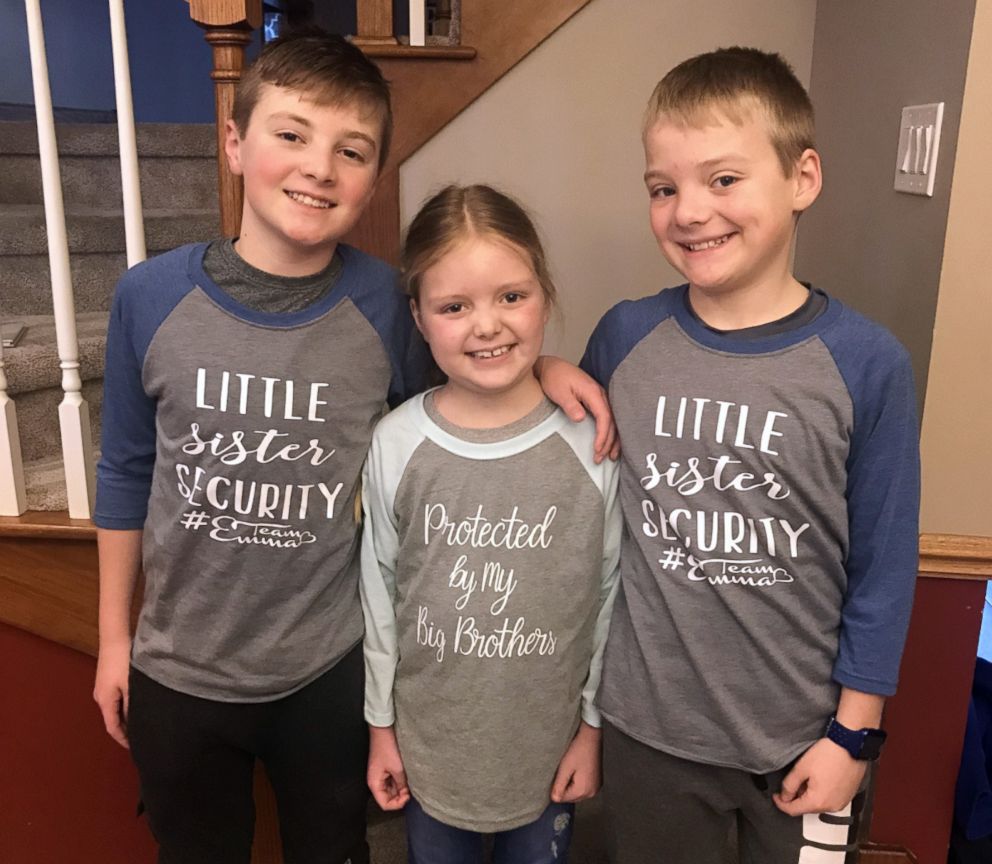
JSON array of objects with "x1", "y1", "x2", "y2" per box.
[
  {"x1": 91, "y1": 30, "x2": 612, "y2": 864},
  {"x1": 581, "y1": 47, "x2": 920, "y2": 863}
]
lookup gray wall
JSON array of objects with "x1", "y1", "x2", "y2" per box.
[
  {"x1": 795, "y1": 0, "x2": 978, "y2": 409},
  {"x1": 401, "y1": 0, "x2": 817, "y2": 364}
]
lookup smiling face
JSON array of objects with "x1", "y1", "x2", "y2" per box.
[
  {"x1": 224, "y1": 84, "x2": 381, "y2": 275},
  {"x1": 413, "y1": 234, "x2": 549, "y2": 423},
  {"x1": 643, "y1": 107, "x2": 820, "y2": 306}
]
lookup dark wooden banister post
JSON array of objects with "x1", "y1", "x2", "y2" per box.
[
  {"x1": 188, "y1": 0, "x2": 263, "y2": 238},
  {"x1": 352, "y1": 0, "x2": 398, "y2": 46}
]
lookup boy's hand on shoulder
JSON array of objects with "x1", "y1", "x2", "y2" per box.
[
  {"x1": 551, "y1": 722, "x2": 603, "y2": 803},
  {"x1": 535, "y1": 356, "x2": 619, "y2": 463},
  {"x1": 772, "y1": 738, "x2": 867, "y2": 816},
  {"x1": 93, "y1": 639, "x2": 132, "y2": 749},
  {"x1": 367, "y1": 725, "x2": 410, "y2": 811}
]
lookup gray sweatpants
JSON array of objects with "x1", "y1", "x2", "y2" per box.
[{"x1": 602, "y1": 722, "x2": 865, "y2": 864}]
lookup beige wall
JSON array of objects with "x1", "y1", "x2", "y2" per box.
[
  {"x1": 919, "y1": 0, "x2": 992, "y2": 537},
  {"x1": 795, "y1": 0, "x2": 977, "y2": 410},
  {"x1": 400, "y1": 0, "x2": 817, "y2": 362}
]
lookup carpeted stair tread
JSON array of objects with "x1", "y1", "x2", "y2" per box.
[
  {"x1": 3, "y1": 311, "x2": 108, "y2": 395},
  {"x1": 0, "y1": 205, "x2": 219, "y2": 255},
  {"x1": 22, "y1": 451, "x2": 102, "y2": 513},
  {"x1": 0, "y1": 121, "x2": 216, "y2": 158}
]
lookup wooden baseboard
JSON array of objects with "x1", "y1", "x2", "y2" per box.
[{"x1": 860, "y1": 843, "x2": 918, "y2": 863}]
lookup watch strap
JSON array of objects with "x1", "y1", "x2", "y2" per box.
[{"x1": 825, "y1": 716, "x2": 887, "y2": 761}]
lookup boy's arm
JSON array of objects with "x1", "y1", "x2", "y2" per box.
[
  {"x1": 93, "y1": 528, "x2": 142, "y2": 749},
  {"x1": 92, "y1": 277, "x2": 159, "y2": 748},
  {"x1": 773, "y1": 687, "x2": 882, "y2": 815},
  {"x1": 534, "y1": 355, "x2": 618, "y2": 462},
  {"x1": 777, "y1": 338, "x2": 919, "y2": 816}
]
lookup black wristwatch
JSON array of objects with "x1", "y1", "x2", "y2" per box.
[{"x1": 825, "y1": 716, "x2": 887, "y2": 761}]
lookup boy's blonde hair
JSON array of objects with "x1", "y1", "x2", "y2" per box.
[
  {"x1": 402, "y1": 184, "x2": 558, "y2": 311},
  {"x1": 645, "y1": 47, "x2": 814, "y2": 176},
  {"x1": 232, "y1": 27, "x2": 393, "y2": 171}
]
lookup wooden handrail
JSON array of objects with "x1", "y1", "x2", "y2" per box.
[{"x1": 188, "y1": 0, "x2": 263, "y2": 238}]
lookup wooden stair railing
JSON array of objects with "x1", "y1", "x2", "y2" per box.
[{"x1": 188, "y1": 0, "x2": 263, "y2": 238}]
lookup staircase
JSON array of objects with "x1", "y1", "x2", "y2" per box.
[{"x1": 0, "y1": 120, "x2": 219, "y2": 510}]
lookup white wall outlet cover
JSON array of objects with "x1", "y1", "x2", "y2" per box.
[{"x1": 894, "y1": 102, "x2": 944, "y2": 197}]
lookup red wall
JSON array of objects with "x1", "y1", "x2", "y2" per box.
[
  {"x1": 870, "y1": 576, "x2": 986, "y2": 863},
  {"x1": 0, "y1": 623, "x2": 157, "y2": 864}
]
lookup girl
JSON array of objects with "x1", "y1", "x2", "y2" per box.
[{"x1": 360, "y1": 184, "x2": 621, "y2": 864}]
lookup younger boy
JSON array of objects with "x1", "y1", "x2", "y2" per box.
[
  {"x1": 92, "y1": 29, "x2": 610, "y2": 864},
  {"x1": 581, "y1": 47, "x2": 920, "y2": 863}
]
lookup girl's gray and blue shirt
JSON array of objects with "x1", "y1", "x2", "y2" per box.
[
  {"x1": 361, "y1": 391, "x2": 621, "y2": 832},
  {"x1": 581, "y1": 284, "x2": 920, "y2": 774}
]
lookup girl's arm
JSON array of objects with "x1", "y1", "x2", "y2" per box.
[
  {"x1": 359, "y1": 455, "x2": 401, "y2": 728},
  {"x1": 552, "y1": 455, "x2": 623, "y2": 803},
  {"x1": 580, "y1": 456, "x2": 623, "y2": 726}
]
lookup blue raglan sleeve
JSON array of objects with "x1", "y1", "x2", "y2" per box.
[
  {"x1": 579, "y1": 305, "x2": 621, "y2": 388},
  {"x1": 93, "y1": 278, "x2": 158, "y2": 529},
  {"x1": 829, "y1": 329, "x2": 921, "y2": 696},
  {"x1": 580, "y1": 293, "x2": 675, "y2": 390}
]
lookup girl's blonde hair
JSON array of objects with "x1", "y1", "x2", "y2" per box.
[{"x1": 401, "y1": 184, "x2": 558, "y2": 309}]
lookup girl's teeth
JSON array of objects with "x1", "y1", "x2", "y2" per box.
[
  {"x1": 472, "y1": 345, "x2": 511, "y2": 359},
  {"x1": 687, "y1": 235, "x2": 730, "y2": 251},
  {"x1": 288, "y1": 191, "x2": 331, "y2": 209}
]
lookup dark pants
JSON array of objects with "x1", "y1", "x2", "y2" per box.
[
  {"x1": 405, "y1": 797, "x2": 575, "y2": 864},
  {"x1": 602, "y1": 721, "x2": 865, "y2": 864},
  {"x1": 127, "y1": 645, "x2": 369, "y2": 864}
]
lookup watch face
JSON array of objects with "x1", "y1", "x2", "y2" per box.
[{"x1": 860, "y1": 729, "x2": 887, "y2": 760}]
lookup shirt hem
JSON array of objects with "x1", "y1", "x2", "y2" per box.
[
  {"x1": 410, "y1": 785, "x2": 551, "y2": 834},
  {"x1": 130, "y1": 636, "x2": 363, "y2": 704},
  {"x1": 600, "y1": 710, "x2": 819, "y2": 775}
]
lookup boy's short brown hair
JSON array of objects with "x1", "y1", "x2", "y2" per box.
[
  {"x1": 233, "y1": 27, "x2": 393, "y2": 171},
  {"x1": 645, "y1": 47, "x2": 814, "y2": 176}
]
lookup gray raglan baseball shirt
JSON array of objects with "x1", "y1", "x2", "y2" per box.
[
  {"x1": 361, "y1": 392, "x2": 621, "y2": 831},
  {"x1": 94, "y1": 242, "x2": 425, "y2": 701},
  {"x1": 581, "y1": 285, "x2": 920, "y2": 773}
]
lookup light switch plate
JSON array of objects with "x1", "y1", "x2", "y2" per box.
[{"x1": 894, "y1": 102, "x2": 944, "y2": 196}]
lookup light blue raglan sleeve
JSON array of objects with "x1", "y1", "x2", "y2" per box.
[
  {"x1": 556, "y1": 418, "x2": 623, "y2": 726},
  {"x1": 360, "y1": 405, "x2": 426, "y2": 726},
  {"x1": 360, "y1": 434, "x2": 401, "y2": 726},
  {"x1": 93, "y1": 278, "x2": 158, "y2": 529},
  {"x1": 581, "y1": 452, "x2": 622, "y2": 727},
  {"x1": 827, "y1": 325, "x2": 921, "y2": 696}
]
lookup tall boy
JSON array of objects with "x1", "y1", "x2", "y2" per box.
[
  {"x1": 581, "y1": 47, "x2": 920, "y2": 862},
  {"x1": 92, "y1": 30, "x2": 611, "y2": 864}
]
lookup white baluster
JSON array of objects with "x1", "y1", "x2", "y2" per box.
[
  {"x1": 0, "y1": 336, "x2": 28, "y2": 516},
  {"x1": 24, "y1": 0, "x2": 96, "y2": 519},
  {"x1": 109, "y1": 0, "x2": 146, "y2": 266}
]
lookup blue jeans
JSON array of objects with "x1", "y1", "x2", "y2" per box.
[{"x1": 405, "y1": 797, "x2": 575, "y2": 864}]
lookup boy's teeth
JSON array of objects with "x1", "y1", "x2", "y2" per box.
[
  {"x1": 287, "y1": 191, "x2": 332, "y2": 209},
  {"x1": 687, "y1": 235, "x2": 730, "y2": 251},
  {"x1": 471, "y1": 345, "x2": 511, "y2": 359}
]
